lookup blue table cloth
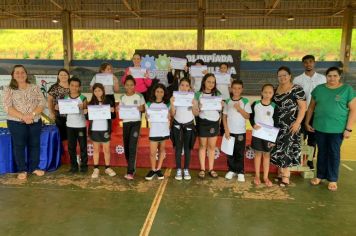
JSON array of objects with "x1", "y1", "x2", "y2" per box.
[{"x1": 0, "y1": 125, "x2": 61, "y2": 174}]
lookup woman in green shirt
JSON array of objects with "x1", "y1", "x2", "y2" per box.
[{"x1": 305, "y1": 67, "x2": 356, "y2": 191}]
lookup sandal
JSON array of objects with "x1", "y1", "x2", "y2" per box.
[
  {"x1": 263, "y1": 178, "x2": 273, "y2": 187},
  {"x1": 279, "y1": 176, "x2": 290, "y2": 187},
  {"x1": 328, "y1": 182, "x2": 338, "y2": 191},
  {"x1": 32, "y1": 169, "x2": 45, "y2": 176},
  {"x1": 254, "y1": 177, "x2": 261, "y2": 185},
  {"x1": 17, "y1": 172, "x2": 27, "y2": 180},
  {"x1": 310, "y1": 178, "x2": 322, "y2": 186},
  {"x1": 208, "y1": 170, "x2": 218, "y2": 178},
  {"x1": 198, "y1": 170, "x2": 206, "y2": 179}
]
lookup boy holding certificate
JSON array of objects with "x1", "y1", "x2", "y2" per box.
[
  {"x1": 249, "y1": 84, "x2": 276, "y2": 187},
  {"x1": 85, "y1": 83, "x2": 116, "y2": 179},
  {"x1": 119, "y1": 76, "x2": 146, "y2": 180},
  {"x1": 65, "y1": 77, "x2": 88, "y2": 173},
  {"x1": 222, "y1": 80, "x2": 252, "y2": 182}
]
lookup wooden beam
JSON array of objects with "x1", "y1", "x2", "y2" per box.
[
  {"x1": 265, "y1": 0, "x2": 281, "y2": 16},
  {"x1": 61, "y1": 10, "x2": 73, "y2": 70},
  {"x1": 122, "y1": 0, "x2": 141, "y2": 18},
  {"x1": 1, "y1": 8, "x2": 20, "y2": 18},
  {"x1": 340, "y1": 6, "x2": 353, "y2": 73},
  {"x1": 197, "y1": 0, "x2": 205, "y2": 50},
  {"x1": 49, "y1": 0, "x2": 63, "y2": 10}
]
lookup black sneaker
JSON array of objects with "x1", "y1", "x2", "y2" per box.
[
  {"x1": 156, "y1": 170, "x2": 164, "y2": 180},
  {"x1": 68, "y1": 167, "x2": 79, "y2": 173},
  {"x1": 307, "y1": 161, "x2": 315, "y2": 170},
  {"x1": 145, "y1": 170, "x2": 156, "y2": 180}
]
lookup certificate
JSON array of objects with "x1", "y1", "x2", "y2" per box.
[
  {"x1": 214, "y1": 72, "x2": 231, "y2": 85},
  {"x1": 58, "y1": 99, "x2": 79, "y2": 114},
  {"x1": 170, "y1": 57, "x2": 187, "y2": 70},
  {"x1": 173, "y1": 91, "x2": 194, "y2": 107},
  {"x1": 147, "y1": 108, "x2": 169, "y2": 123},
  {"x1": 200, "y1": 96, "x2": 222, "y2": 111},
  {"x1": 221, "y1": 135, "x2": 235, "y2": 155},
  {"x1": 129, "y1": 67, "x2": 146, "y2": 79},
  {"x1": 190, "y1": 65, "x2": 207, "y2": 78},
  {"x1": 95, "y1": 73, "x2": 113, "y2": 86},
  {"x1": 119, "y1": 105, "x2": 140, "y2": 120},
  {"x1": 252, "y1": 123, "x2": 280, "y2": 142},
  {"x1": 88, "y1": 105, "x2": 111, "y2": 120}
]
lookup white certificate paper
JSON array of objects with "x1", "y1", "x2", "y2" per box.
[
  {"x1": 190, "y1": 65, "x2": 207, "y2": 78},
  {"x1": 252, "y1": 123, "x2": 280, "y2": 142},
  {"x1": 88, "y1": 105, "x2": 111, "y2": 120},
  {"x1": 214, "y1": 72, "x2": 231, "y2": 85},
  {"x1": 221, "y1": 135, "x2": 235, "y2": 155},
  {"x1": 173, "y1": 91, "x2": 194, "y2": 107},
  {"x1": 170, "y1": 57, "x2": 187, "y2": 70},
  {"x1": 95, "y1": 73, "x2": 113, "y2": 86},
  {"x1": 119, "y1": 105, "x2": 140, "y2": 120},
  {"x1": 129, "y1": 67, "x2": 146, "y2": 79},
  {"x1": 58, "y1": 99, "x2": 79, "y2": 114},
  {"x1": 147, "y1": 108, "x2": 169, "y2": 123},
  {"x1": 200, "y1": 96, "x2": 222, "y2": 111}
]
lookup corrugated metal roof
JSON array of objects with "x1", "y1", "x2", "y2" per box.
[{"x1": 0, "y1": 0, "x2": 355, "y2": 29}]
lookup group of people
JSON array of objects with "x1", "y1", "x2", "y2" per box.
[{"x1": 2, "y1": 54, "x2": 355, "y2": 192}]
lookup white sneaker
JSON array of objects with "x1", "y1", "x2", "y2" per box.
[
  {"x1": 225, "y1": 171, "x2": 237, "y2": 180},
  {"x1": 175, "y1": 169, "x2": 182, "y2": 180},
  {"x1": 105, "y1": 168, "x2": 117, "y2": 177},
  {"x1": 237, "y1": 174, "x2": 245, "y2": 182},
  {"x1": 91, "y1": 168, "x2": 99, "y2": 179},
  {"x1": 183, "y1": 169, "x2": 191, "y2": 180}
]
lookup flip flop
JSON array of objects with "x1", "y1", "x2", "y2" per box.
[
  {"x1": 310, "y1": 178, "x2": 322, "y2": 186},
  {"x1": 208, "y1": 170, "x2": 218, "y2": 178},
  {"x1": 17, "y1": 172, "x2": 27, "y2": 180},
  {"x1": 198, "y1": 170, "x2": 205, "y2": 179}
]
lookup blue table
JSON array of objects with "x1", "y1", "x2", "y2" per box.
[{"x1": 0, "y1": 125, "x2": 61, "y2": 174}]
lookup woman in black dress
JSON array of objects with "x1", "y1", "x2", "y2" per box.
[{"x1": 271, "y1": 66, "x2": 307, "y2": 186}]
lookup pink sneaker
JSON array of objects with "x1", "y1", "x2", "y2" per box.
[{"x1": 124, "y1": 174, "x2": 134, "y2": 180}]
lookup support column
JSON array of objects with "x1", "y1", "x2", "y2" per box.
[
  {"x1": 62, "y1": 10, "x2": 73, "y2": 70},
  {"x1": 197, "y1": 0, "x2": 205, "y2": 50},
  {"x1": 340, "y1": 6, "x2": 353, "y2": 73}
]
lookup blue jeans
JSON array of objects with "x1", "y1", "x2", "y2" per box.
[
  {"x1": 315, "y1": 131, "x2": 344, "y2": 182},
  {"x1": 7, "y1": 120, "x2": 42, "y2": 172}
]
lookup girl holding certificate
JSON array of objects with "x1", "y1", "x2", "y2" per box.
[
  {"x1": 249, "y1": 84, "x2": 276, "y2": 187},
  {"x1": 194, "y1": 73, "x2": 223, "y2": 179},
  {"x1": 119, "y1": 76, "x2": 146, "y2": 180},
  {"x1": 145, "y1": 83, "x2": 170, "y2": 181},
  {"x1": 170, "y1": 78, "x2": 197, "y2": 180},
  {"x1": 122, "y1": 53, "x2": 152, "y2": 101},
  {"x1": 85, "y1": 83, "x2": 116, "y2": 179},
  {"x1": 190, "y1": 59, "x2": 208, "y2": 92}
]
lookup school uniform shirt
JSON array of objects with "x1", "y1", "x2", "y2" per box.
[
  {"x1": 293, "y1": 72, "x2": 326, "y2": 107},
  {"x1": 223, "y1": 97, "x2": 252, "y2": 134},
  {"x1": 146, "y1": 102, "x2": 170, "y2": 138},
  {"x1": 249, "y1": 100, "x2": 276, "y2": 127},
  {"x1": 90, "y1": 74, "x2": 115, "y2": 95},
  {"x1": 195, "y1": 91, "x2": 222, "y2": 122},
  {"x1": 65, "y1": 94, "x2": 87, "y2": 128},
  {"x1": 174, "y1": 105, "x2": 195, "y2": 124},
  {"x1": 119, "y1": 93, "x2": 145, "y2": 123}
]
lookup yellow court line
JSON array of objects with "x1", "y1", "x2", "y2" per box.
[{"x1": 139, "y1": 168, "x2": 172, "y2": 236}]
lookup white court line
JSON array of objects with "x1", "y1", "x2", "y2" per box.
[{"x1": 342, "y1": 164, "x2": 354, "y2": 171}]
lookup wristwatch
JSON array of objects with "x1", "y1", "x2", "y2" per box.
[{"x1": 345, "y1": 128, "x2": 352, "y2": 132}]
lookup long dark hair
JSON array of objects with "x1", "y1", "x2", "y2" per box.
[
  {"x1": 56, "y1": 68, "x2": 70, "y2": 83},
  {"x1": 89, "y1": 83, "x2": 106, "y2": 105},
  {"x1": 9, "y1": 65, "x2": 31, "y2": 89},
  {"x1": 149, "y1": 83, "x2": 169, "y2": 104},
  {"x1": 200, "y1": 73, "x2": 218, "y2": 95}
]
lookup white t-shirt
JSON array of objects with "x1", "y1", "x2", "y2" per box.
[
  {"x1": 250, "y1": 100, "x2": 276, "y2": 126},
  {"x1": 195, "y1": 91, "x2": 221, "y2": 122},
  {"x1": 146, "y1": 102, "x2": 170, "y2": 138},
  {"x1": 119, "y1": 93, "x2": 145, "y2": 123},
  {"x1": 293, "y1": 72, "x2": 326, "y2": 106},
  {"x1": 174, "y1": 106, "x2": 194, "y2": 124},
  {"x1": 65, "y1": 94, "x2": 87, "y2": 128},
  {"x1": 90, "y1": 74, "x2": 115, "y2": 95},
  {"x1": 92, "y1": 119, "x2": 108, "y2": 131},
  {"x1": 223, "y1": 97, "x2": 252, "y2": 134}
]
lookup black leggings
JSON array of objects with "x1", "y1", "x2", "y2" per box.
[
  {"x1": 172, "y1": 125, "x2": 194, "y2": 169},
  {"x1": 123, "y1": 121, "x2": 141, "y2": 174}
]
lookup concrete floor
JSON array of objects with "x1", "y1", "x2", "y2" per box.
[{"x1": 0, "y1": 161, "x2": 356, "y2": 236}]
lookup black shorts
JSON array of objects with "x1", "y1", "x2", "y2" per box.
[
  {"x1": 251, "y1": 136, "x2": 272, "y2": 152},
  {"x1": 90, "y1": 131, "x2": 111, "y2": 143},
  {"x1": 197, "y1": 118, "x2": 219, "y2": 137},
  {"x1": 149, "y1": 136, "x2": 170, "y2": 142}
]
